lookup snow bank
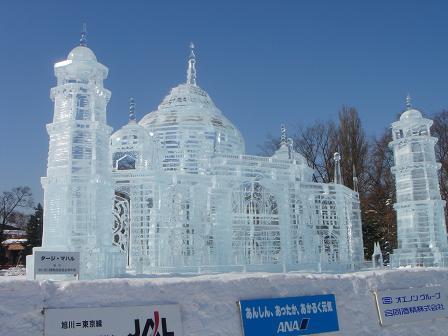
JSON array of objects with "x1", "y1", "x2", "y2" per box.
[{"x1": 1, "y1": 268, "x2": 448, "y2": 335}]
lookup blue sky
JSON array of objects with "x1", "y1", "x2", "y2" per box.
[{"x1": 1, "y1": 1, "x2": 448, "y2": 203}]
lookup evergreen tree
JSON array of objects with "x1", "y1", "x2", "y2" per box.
[{"x1": 26, "y1": 203, "x2": 43, "y2": 254}]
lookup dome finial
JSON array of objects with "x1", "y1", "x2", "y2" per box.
[
  {"x1": 405, "y1": 93, "x2": 412, "y2": 110},
  {"x1": 334, "y1": 152, "x2": 342, "y2": 185},
  {"x1": 80, "y1": 23, "x2": 88, "y2": 47},
  {"x1": 352, "y1": 164, "x2": 359, "y2": 192},
  {"x1": 280, "y1": 124, "x2": 287, "y2": 146},
  {"x1": 129, "y1": 97, "x2": 136, "y2": 122},
  {"x1": 187, "y1": 42, "x2": 197, "y2": 86}
]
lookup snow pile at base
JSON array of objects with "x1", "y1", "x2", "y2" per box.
[
  {"x1": 0, "y1": 266, "x2": 26, "y2": 276},
  {"x1": 0, "y1": 268, "x2": 448, "y2": 336}
]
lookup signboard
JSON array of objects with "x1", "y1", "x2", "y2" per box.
[
  {"x1": 374, "y1": 286, "x2": 448, "y2": 326},
  {"x1": 35, "y1": 251, "x2": 80, "y2": 276},
  {"x1": 238, "y1": 294, "x2": 339, "y2": 335},
  {"x1": 44, "y1": 304, "x2": 183, "y2": 336}
]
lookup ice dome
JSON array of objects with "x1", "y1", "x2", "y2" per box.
[
  {"x1": 67, "y1": 46, "x2": 97, "y2": 62},
  {"x1": 139, "y1": 47, "x2": 244, "y2": 173},
  {"x1": 111, "y1": 99, "x2": 158, "y2": 170},
  {"x1": 399, "y1": 95, "x2": 423, "y2": 121},
  {"x1": 139, "y1": 83, "x2": 245, "y2": 155},
  {"x1": 400, "y1": 108, "x2": 423, "y2": 121}
]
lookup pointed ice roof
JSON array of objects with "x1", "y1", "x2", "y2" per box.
[{"x1": 187, "y1": 42, "x2": 197, "y2": 86}]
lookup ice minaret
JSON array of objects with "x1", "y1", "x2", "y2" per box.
[
  {"x1": 334, "y1": 152, "x2": 342, "y2": 184},
  {"x1": 27, "y1": 28, "x2": 125, "y2": 279},
  {"x1": 352, "y1": 165, "x2": 359, "y2": 193},
  {"x1": 389, "y1": 96, "x2": 448, "y2": 267},
  {"x1": 280, "y1": 124, "x2": 287, "y2": 146},
  {"x1": 187, "y1": 42, "x2": 197, "y2": 85},
  {"x1": 372, "y1": 242, "x2": 384, "y2": 269}
]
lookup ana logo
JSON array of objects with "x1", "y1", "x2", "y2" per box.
[{"x1": 128, "y1": 310, "x2": 175, "y2": 336}]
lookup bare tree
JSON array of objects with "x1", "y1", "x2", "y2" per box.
[
  {"x1": 431, "y1": 110, "x2": 448, "y2": 231},
  {"x1": 336, "y1": 106, "x2": 369, "y2": 190},
  {"x1": 0, "y1": 186, "x2": 33, "y2": 264},
  {"x1": 257, "y1": 134, "x2": 280, "y2": 157},
  {"x1": 0, "y1": 186, "x2": 34, "y2": 229},
  {"x1": 363, "y1": 130, "x2": 396, "y2": 262},
  {"x1": 294, "y1": 121, "x2": 338, "y2": 183}
]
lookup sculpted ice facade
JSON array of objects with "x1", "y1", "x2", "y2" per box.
[
  {"x1": 111, "y1": 43, "x2": 364, "y2": 273},
  {"x1": 28, "y1": 33, "x2": 365, "y2": 279},
  {"x1": 389, "y1": 96, "x2": 448, "y2": 267}
]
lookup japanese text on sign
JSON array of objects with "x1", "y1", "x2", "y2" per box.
[
  {"x1": 34, "y1": 251, "x2": 80, "y2": 275},
  {"x1": 239, "y1": 294, "x2": 339, "y2": 335},
  {"x1": 374, "y1": 286, "x2": 448, "y2": 326},
  {"x1": 44, "y1": 304, "x2": 183, "y2": 336}
]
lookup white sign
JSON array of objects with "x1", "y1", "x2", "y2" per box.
[
  {"x1": 35, "y1": 251, "x2": 80, "y2": 275},
  {"x1": 374, "y1": 286, "x2": 448, "y2": 326},
  {"x1": 44, "y1": 304, "x2": 183, "y2": 336}
]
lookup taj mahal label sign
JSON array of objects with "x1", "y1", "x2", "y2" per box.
[{"x1": 35, "y1": 251, "x2": 80, "y2": 276}]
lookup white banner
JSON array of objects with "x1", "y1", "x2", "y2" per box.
[
  {"x1": 35, "y1": 251, "x2": 80, "y2": 275},
  {"x1": 44, "y1": 304, "x2": 183, "y2": 336},
  {"x1": 374, "y1": 286, "x2": 448, "y2": 326}
]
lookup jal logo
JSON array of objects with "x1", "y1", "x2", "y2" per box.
[{"x1": 128, "y1": 311, "x2": 174, "y2": 336}]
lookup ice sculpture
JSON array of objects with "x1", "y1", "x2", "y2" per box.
[
  {"x1": 28, "y1": 31, "x2": 366, "y2": 279},
  {"x1": 389, "y1": 96, "x2": 448, "y2": 267},
  {"x1": 26, "y1": 27, "x2": 125, "y2": 279},
  {"x1": 111, "y1": 43, "x2": 365, "y2": 274},
  {"x1": 372, "y1": 242, "x2": 384, "y2": 269}
]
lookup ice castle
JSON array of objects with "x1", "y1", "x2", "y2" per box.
[
  {"x1": 28, "y1": 31, "x2": 365, "y2": 279},
  {"x1": 389, "y1": 96, "x2": 448, "y2": 267}
]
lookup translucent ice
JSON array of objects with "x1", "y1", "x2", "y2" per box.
[
  {"x1": 29, "y1": 35, "x2": 365, "y2": 280},
  {"x1": 389, "y1": 96, "x2": 448, "y2": 267},
  {"x1": 110, "y1": 44, "x2": 365, "y2": 274}
]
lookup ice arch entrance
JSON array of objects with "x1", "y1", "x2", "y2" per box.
[{"x1": 232, "y1": 181, "x2": 281, "y2": 266}]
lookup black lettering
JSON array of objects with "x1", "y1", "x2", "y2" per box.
[
  {"x1": 300, "y1": 318, "x2": 309, "y2": 330},
  {"x1": 128, "y1": 319, "x2": 140, "y2": 336},
  {"x1": 142, "y1": 319, "x2": 156, "y2": 336},
  {"x1": 162, "y1": 318, "x2": 174, "y2": 336}
]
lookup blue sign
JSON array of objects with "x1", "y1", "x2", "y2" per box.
[{"x1": 239, "y1": 294, "x2": 339, "y2": 335}]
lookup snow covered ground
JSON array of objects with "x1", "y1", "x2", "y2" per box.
[{"x1": 0, "y1": 268, "x2": 447, "y2": 335}]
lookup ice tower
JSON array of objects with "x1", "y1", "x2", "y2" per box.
[
  {"x1": 389, "y1": 96, "x2": 448, "y2": 267},
  {"x1": 26, "y1": 27, "x2": 125, "y2": 279}
]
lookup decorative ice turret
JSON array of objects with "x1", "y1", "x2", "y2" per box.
[
  {"x1": 372, "y1": 242, "x2": 384, "y2": 269},
  {"x1": 27, "y1": 27, "x2": 125, "y2": 279},
  {"x1": 111, "y1": 98, "x2": 160, "y2": 171},
  {"x1": 389, "y1": 95, "x2": 448, "y2": 267},
  {"x1": 333, "y1": 152, "x2": 342, "y2": 184}
]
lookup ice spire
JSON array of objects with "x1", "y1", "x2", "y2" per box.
[
  {"x1": 280, "y1": 124, "x2": 287, "y2": 146},
  {"x1": 372, "y1": 242, "x2": 384, "y2": 269},
  {"x1": 352, "y1": 164, "x2": 359, "y2": 193},
  {"x1": 129, "y1": 97, "x2": 136, "y2": 123},
  {"x1": 334, "y1": 152, "x2": 342, "y2": 184},
  {"x1": 80, "y1": 23, "x2": 88, "y2": 47},
  {"x1": 405, "y1": 93, "x2": 412, "y2": 110},
  {"x1": 187, "y1": 42, "x2": 197, "y2": 86}
]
